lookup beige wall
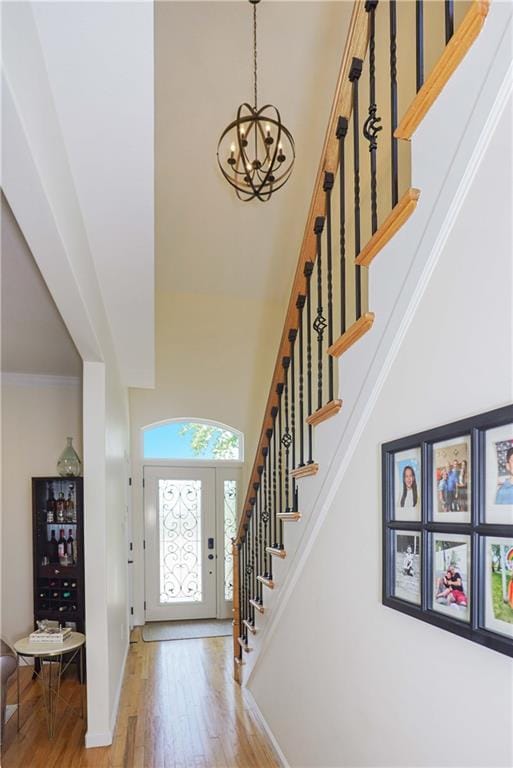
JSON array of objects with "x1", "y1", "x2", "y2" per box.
[
  {"x1": 1, "y1": 374, "x2": 82, "y2": 645},
  {"x1": 128, "y1": 289, "x2": 284, "y2": 623}
]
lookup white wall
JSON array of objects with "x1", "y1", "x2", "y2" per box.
[
  {"x1": 2, "y1": 3, "x2": 135, "y2": 746},
  {"x1": 129, "y1": 290, "x2": 283, "y2": 624},
  {"x1": 248, "y1": 7, "x2": 513, "y2": 768},
  {"x1": 0, "y1": 375, "x2": 82, "y2": 646}
]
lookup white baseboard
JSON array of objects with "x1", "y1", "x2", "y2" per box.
[
  {"x1": 243, "y1": 686, "x2": 290, "y2": 768},
  {"x1": 109, "y1": 639, "x2": 129, "y2": 736},
  {"x1": 85, "y1": 638, "x2": 129, "y2": 749},
  {"x1": 85, "y1": 730, "x2": 113, "y2": 748}
]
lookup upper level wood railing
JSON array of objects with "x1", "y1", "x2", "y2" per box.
[{"x1": 233, "y1": 0, "x2": 489, "y2": 673}]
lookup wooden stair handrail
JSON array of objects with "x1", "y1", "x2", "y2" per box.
[{"x1": 236, "y1": 1, "x2": 369, "y2": 544}]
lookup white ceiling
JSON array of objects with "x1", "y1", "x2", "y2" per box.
[
  {"x1": 156, "y1": 1, "x2": 352, "y2": 302},
  {"x1": 2, "y1": 1, "x2": 351, "y2": 385},
  {"x1": 1, "y1": 196, "x2": 82, "y2": 377}
]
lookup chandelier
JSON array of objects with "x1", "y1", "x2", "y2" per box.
[{"x1": 217, "y1": 0, "x2": 295, "y2": 202}]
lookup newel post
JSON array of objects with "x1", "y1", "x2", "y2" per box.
[{"x1": 232, "y1": 539, "x2": 242, "y2": 683}]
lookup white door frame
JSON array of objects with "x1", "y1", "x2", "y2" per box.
[{"x1": 143, "y1": 461, "x2": 242, "y2": 622}]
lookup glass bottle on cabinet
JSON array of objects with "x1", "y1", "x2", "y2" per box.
[{"x1": 32, "y1": 477, "x2": 85, "y2": 635}]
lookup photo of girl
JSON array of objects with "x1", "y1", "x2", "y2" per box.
[{"x1": 394, "y1": 448, "x2": 421, "y2": 521}]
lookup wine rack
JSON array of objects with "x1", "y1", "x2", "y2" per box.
[{"x1": 32, "y1": 477, "x2": 85, "y2": 633}]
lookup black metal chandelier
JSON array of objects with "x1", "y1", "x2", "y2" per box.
[{"x1": 217, "y1": 0, "x2": 295, "y2": 202}]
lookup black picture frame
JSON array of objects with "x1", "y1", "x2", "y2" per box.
[{"x1": 382, "y1": 404, "x2": 513, "y2": 658}]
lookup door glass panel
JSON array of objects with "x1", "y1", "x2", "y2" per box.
[
  {"x1": 159, "y1": 479, "x2": 202, "y2": 603},
  {"x1": 224, "y1": 480, "x2": 237, "y2": 601}
]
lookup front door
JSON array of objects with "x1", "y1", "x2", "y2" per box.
[{"x1": 144, "y1": 466, "x2": 217, "y2": 621}]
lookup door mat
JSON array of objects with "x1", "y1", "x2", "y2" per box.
[{"x1": 142, "y1": 619, "x2": 232, "y2": 643}]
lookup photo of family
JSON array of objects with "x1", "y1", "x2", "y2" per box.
[
  {"x1": 484, "y1": 538, "x2": 513, "y2": 639},
  {"x1": 432, "y1": 436, "x2": 471, "y2": 523},
  {"x1": 485, "y1": 424, "x2": 513, "y2": 525},
  {"x1": 394, "y1": 448, "x2": 421, "y2": 521},
  {"x1": 393, "y1": 532, "x2": 421, "y2": 604},
  {"x1": 432, "y1": 534, "x2": 471, "y2": 622}
]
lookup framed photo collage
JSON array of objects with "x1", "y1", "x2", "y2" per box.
[{"x1": 382, "y1": 405, "x2": 513, "y2": 657}]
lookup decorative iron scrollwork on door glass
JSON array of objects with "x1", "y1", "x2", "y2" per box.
[
  {"x1": 224, "y1": 480, "x2": 237, "y2": 601},
  {"x1": 158, "y1": 479, "x2": 202, "y2": 603}
]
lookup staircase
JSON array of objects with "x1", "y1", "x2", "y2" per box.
[{"x1": 232, "y1": 0, "x2": 501, "y2": 687}]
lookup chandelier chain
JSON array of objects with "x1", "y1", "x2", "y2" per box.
[{"x1": 253, "y1": 2, "x2": 258, "y2": 109}]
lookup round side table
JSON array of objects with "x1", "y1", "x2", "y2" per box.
[{"x1": 14, "y1": 631, "x2": 85, "y2": 739}]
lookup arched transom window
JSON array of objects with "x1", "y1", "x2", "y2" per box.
[{"x1": 143, "y1": 419, "x2": 243, "y2": 461}]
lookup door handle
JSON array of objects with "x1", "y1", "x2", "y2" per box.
[
  {"x1": 208, "y1": 537, "x2": 215, "y2": 549},
  {"x1": 208, "y1": 554, "x2": 214, "y2": 560},
  {"x1": 128, "y1": 560, "x2": 134, "y2": 564}
]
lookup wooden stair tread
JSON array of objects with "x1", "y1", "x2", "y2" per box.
[
  {"x1": 328, "y1": 312, "x2": 375, "y2": 358},
  {"x1": 249, "y1": 598, "x2": 265, "y2": 614},
  {"x1": 355, "y1": 188, "x2": 420, "y2": 267},
  {"x1": 395, "y1": 1, "x2": 490, "y2": 140},
  {"x1": 291, "y1": 463, "x2": 319, "y2": 479},
  {"x1": 306, "y1": 399, "x2": 343, "y2": 427},
  {"x1": 266, "y1": 546, "x2": 286, "y2": 559},
  {"x1": 276, "y1": 511, "x2": 301, "y2": 522},
  {"x1": 243, "y1": 619, "x2": 257, "y2": 634},
  {"x1": 257, "y1": 575, "x2": 275, "y2": 589},
  {"x1": 238, "y1": 636, "x2": 252, "y2": 653}
]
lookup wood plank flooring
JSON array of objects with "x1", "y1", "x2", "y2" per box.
[{"x1": 1, "y1": 629, "x2": 280, "y2": 768}]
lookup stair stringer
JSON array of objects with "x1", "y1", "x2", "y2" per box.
[{"x1": 241, "y1": 0, "x2": 513, "y2": 690}]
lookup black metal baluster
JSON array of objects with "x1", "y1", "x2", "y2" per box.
[
  {"x1": 296, "y1": 295, "x2": 306, "y2": 467},
  {"x1": 271, "y1": 406, "x2": 278, "y2": 546},
  {"x1": 288, "y1": 329, "x2": 298, "y2": 512},
  {"x1": 364, "y1": 1, "x2": 382, "y2": 237},
  {"x1": 265, "y1": 432, "x2": 273, "y2": 576},
  {"x1": 313, "y1": 217, "x2": 326, "y2": 412},
  {"x1": 241, "y1": 532, "x2": 247, "y2": 635},
  {"x1": 304, "y1": 261, "x2": 314, "y2": 464},
  {"x1": 336, "y1": 117, "x2": 348, "y2": 336},
  {"x1": 251, "y1": 488, "x2": 258, "y2": 612},
  {"x1": 237, "y1": 542, "x2": 242, "y2": 640},
  {"x1": 276, "y1": 384, "x2": 284, "y2": 548},
  {"x1": 247, "y1": 529, "x2": 251, "y2": 628},
  {"x1": 262, "y1": 444, "x2": 270, "y2": 578},
  {"x1": 416, "y1": 0, "x2": 424, "y2": 92},
  {"x1": 323, "y1": 173, "x2": 335, "y2": 400},
  {"x1": 281, "y1": 356, "x2": 292, "y2": 516},
  {"x1": 389, "y1": 0, "x2": 399, "y2": 208},
  {"x1": 257, "y1": 466, "x2": 263, "y2": 596},
  {"x1": 445, "y1": 0, "x2": 454, "y2": 44},
  {"x1": 349, "y1": 57, "x2": 363, "y2": 319}
]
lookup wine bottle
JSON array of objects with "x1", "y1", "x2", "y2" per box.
[
  {"x1": 46, "y1": 482, "x2": 56, "y2": 523},
  {"x1": 58, "y1": 529, "x2": 66, "y2": 561},
  {"x1": 66, "y1": 484, "x2": 75, "y2": 523},
  {"x1": 67, "y1": 530, "x2": 74, "y2": 562},
  {"x1": 56, "y1": 492, "x2": 65, "y2": 523},
  {"x1": 62, "y1": 591, "x2": 71, "y2": 599},
  {"x1": 52, "y1": 591, "x2": 59, "y2": 599},
  {"x1": 48, "y1": 531, "x2": 59, "y2": 563},
  {"x1": 72, "y1": 538, "x2": 78, "y2": 565}
]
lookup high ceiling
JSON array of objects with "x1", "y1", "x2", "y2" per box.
[
  {"x1": 3, "y1": 1, "x2": 351, "y2": 385},
  {"x1": 156, "y1": 1, "x2": 352, "y2": 302}
]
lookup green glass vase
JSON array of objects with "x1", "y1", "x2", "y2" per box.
[{"x1": 57, "y1": 437, "x2": 82, "y2": 477}]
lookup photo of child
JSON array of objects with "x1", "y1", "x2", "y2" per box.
[
  {"x1": 394, "y1": 448, "x2": 421, "y2": 522},
  {"x1": 394, "y1": 532, "x2": 421, "y2": 605},
  {"x1": 485, "y1": 424, "x2": 513, "y2": 524},
  {"x1": 432, "y1": 437, "x2": 471, "y2": 523},
  {"x1": 484, "y1": 538, "x2": 513, "y2": 639},
  {"x1": 432, "y1": 534, "x2": 471, "y2": 622}
]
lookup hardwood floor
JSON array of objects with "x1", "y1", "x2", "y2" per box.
[{"x1": 1, "y1": 629, "x2": 280, "y2": 768}]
